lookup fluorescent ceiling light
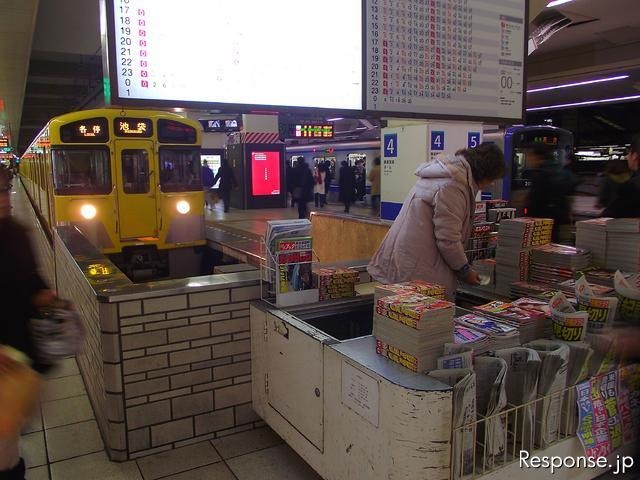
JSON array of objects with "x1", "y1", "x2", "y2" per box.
[
  {"x1": 527, "y1": 94, "x2": 640, "y2": 111},
  {"x1": 327, "y1": 117, "x2": 344, "y2": 122},
  {"x1": 547, "y1": 0, "x2": 576, "y2": 7},
  {"x1": 528, "y1": 75, "x2": 629, "y2": 93}
]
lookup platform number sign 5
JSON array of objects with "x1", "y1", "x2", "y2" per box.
[
  {"x1": 468, "y1": 132, "x2": 481, "y2": 149},
  {"x1": 384, "y1": 133, "x2": 398, "y2": 158},
  {"x1": 431, "y1": 131, "x2": 445, "y2": 151}
]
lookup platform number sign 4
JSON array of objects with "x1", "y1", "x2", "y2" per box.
[
  {"x1": 431, "y1": 131, "x2": 445, "y2": 151},
  {"x1": 384, "y1": 133, "x2": 398, "y2": 158},
  {"x1": 468, "y1": 132, "x2": 481, "y2": 149}
]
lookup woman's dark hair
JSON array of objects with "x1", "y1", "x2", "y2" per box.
[
  {"x1": 374, "y1": 157, "x2": 381, "y2": 166},
  {"x1": 630, "y1": 134, "x2": 640, "y2": 155},
  {"x1": 456, "y1": 142, "x2": 505, "y2": 183},
  {"x1": 341, "y1": 160, "x2": 348, "y2": 167}
]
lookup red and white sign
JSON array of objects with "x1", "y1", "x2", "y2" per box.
[{"x1": 251, "y1": 151, "x2": 281, "y2": 196}]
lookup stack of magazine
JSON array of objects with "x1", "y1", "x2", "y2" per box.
[
  {"x1": 373, "y1": 293, "x2": 455, "y2": 372},
  {"x1": 495, "y1": 218, "x2": 554, "y2": 296},
  {"x1": 530, "y1": 244, "x2": 591, "y2": 284},
  {"x1": 576, "y1": 218, "x2": 610, "y2": 267},
  {"x1": 374, "y1": 280, "x2": 446, "y2": 301},
  {"x1": 473, "y1": 299, "x2": 549, "y2": 343},
  {"x1": 453, "y1": 325, "x2": 491, "y2": 355},
  {"x1": 606, "y1": 218, "x2": 640, "y2": 272},
  {"x1": 455, "y1": 313, "x2": 520, "y2": 350},
  {"x1": 312, "y1": 267, "x2": 359, "y2": 301}
]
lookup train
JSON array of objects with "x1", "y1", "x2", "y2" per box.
[{"x1": 20, "y1": 108, "x2": 206, "y2": 279}]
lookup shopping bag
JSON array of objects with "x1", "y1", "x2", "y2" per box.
[
  {"x1": 30, "y1": 298, "x2": 84, "y2": 367},
  {"x1": 0, "y1": 346, "x2": 41, "y2": 438}
]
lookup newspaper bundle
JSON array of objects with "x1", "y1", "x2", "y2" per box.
[
  {"x1": 474, "y1": 357, "x2": 508, "y2": 466},
  {"x1": 614, "y1": 270, "x2": 640, "y2": 322},
  {"x1": 494, "y1": 348, "x2": 541, "y2": 451},
  {"x1": 559, "y1": 342, "x2": 594, "y2": 435},
  {"x1": 549, "y1": 292, "x2": 588, "y2": 342},
  {"x1": 429, "y1": 369, "x2": 476, "y2": 480},
  {"x1": 524, "y1": 340, "x2": 570, "y2": 448},
  {"x1": 575, "y1": 276, "x2": 619, "y2": 335}
]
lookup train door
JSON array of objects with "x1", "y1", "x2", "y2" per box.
[{"x1": 115, "y1": 141, "x2": 158, "y2": 239}]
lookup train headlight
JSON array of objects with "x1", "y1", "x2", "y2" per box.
[
  {"x1": 80, "y1": 204, "x2": 97, "y2": 220},
  {"x1": 176, "y1": 200, "x2": 190, "y2": 215}
]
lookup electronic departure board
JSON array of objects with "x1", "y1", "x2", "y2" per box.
[
  {"x1": 289, "y1": 124, "x2": 334, "y2": 139},
  {"x1": 108, "y1": 0, "x2": 362, "y2": 111},
  {"x1": 366, "y1": 0, "x2": 526, "y2": 121}
]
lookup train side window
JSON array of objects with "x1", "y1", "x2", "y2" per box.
[
  {"x1": 159, "y1": 147, "x2": 202, "y2": 192},
  {"x1": 121, "y1": 150, "x2": 150, "y2": 194},
  {"x1": 52, "y1": 148, "x2": 111, "y2": 195}
]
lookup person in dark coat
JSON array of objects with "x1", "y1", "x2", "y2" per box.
[
  {"x1": 339, "y1": 160, "x2": 356, "y2": 213},
  {"x1": 213, "y1": 158, "x2": 237, "y2": 213},
  {"x1": 286, "y1": 160, "x2": 297, "y2": 208},
  {"x1": 522, "y1": 144, "x2": 574, "y2": 242},
  {"x1": 292, "y1": 157, "x2": 314, "y2": 219},
  {"x1": 201, "y1": 160, "x2": 215, "y2": 209},
  {"x1": 0, "y1": 169, "x2": 55, "y2": 479},
  {"x1": 603, "y1": 134, "x2": 640, "y2": 218}
]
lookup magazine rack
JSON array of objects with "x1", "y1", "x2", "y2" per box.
[{"x1": 260, "y1": 220, "x2": 319, "y2": 308}]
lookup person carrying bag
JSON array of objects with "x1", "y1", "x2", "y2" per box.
[{"x1": 0, "y1": 169, "x2": 82, "y2": 479}]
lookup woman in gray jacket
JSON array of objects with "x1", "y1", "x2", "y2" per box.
[{"x1": 368, "y1": 143, "x2": 505, "y2": 301}]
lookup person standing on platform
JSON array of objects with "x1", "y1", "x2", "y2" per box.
[
  {"x1": 213, "y1": 158, "x2": 237, "y2": 213},
  {"x1": 313, "y1": 163, "x2": 327, "y2": 208},
  {"x1": 323, "y1": 161, "x2": 333, "y2": 202},
  {"x1": 201, "y1": 160, "x2": 215, "y2": 209},
  {"x1": 0, "y1": 170, "x2": 56, "y2": 480},
  {"x1": 522, "y1": 144, "x2": 573, "y2": 242},
  {"x1": 596, "y1": 159, "x2": 632, "y2": 210},
  {"x1": 339, "y1": 160, "x2": 356, "y2": 213},
  {"x1": 292, "y1": 157, "x2": 314, "y2": 219},
  {"x1": 368, "y1": 143, "x2": 505, "y2": 301},
  {"x1": 603, "y1": 134, "x2": 640, "y2": 218},
  {"x1": 368, "y1": 157, "x2": 381, "y2": 215}
]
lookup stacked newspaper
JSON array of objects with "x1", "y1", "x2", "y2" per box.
[
  {"x1": 574, "y1": 276, "x2": 619, "y2": 335},
  {"x1": 606, "y1": 218, "x2": 640, "y2": 272},
  {"x1": 374, "y1": 293, "x2": 455, "y2": 372},
  {"x1": 559, "y1": 341, "x2": 593, "y2": 435},
  {"x1": 429, "y1": 369, "x2": 477, "y2": 480},
  {"x1": 523, "y1": 340, "x2": 569, "y2": 448},
  {"x1": 474, "y1": 357, "x2": 508, "y2": 466},
  {"x1": 312, "y1": 267, "x2": 358, "y2": 301},
  {"x1": 613, "y1": 270, "x2": 640, "y2": 322},
  {"x1": 474, "y1": 298, "x2": 549, "y2": 343},
  {"x1": 529, "y1": 244, "x2": 591, "y2": 284},
  {"x1": 374, "y1": 280, "x2": 446, "y2": 301},
  {"x1": 474, "y1": 201, "x2": 488, "y2": 223},
  {"x1": 455, "y1": 313, "x2": 520, "y2": 350},
  {"x1": 494, "y1": 347, "x2": 541, "y2": 451},
  {"x1": 576, "y1": 218, "x2": 611, "y2": 267},
  {"x1": 549, "y1": 293, "x2": 588, "y2": 343},
  {"x1": 495, "y1": 218, "x2": 554, "y2": 296},
  {"x1": 453, "y1": 325, "x2": 491, "y2": 355}
]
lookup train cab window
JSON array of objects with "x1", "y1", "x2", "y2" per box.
[
  {"x1": 159, "y1": 147, "x2": 202, "y2": 192},
  {"x1": 122, "y1": 150, "x2": 150, "y2": 194},
  {"x1": 52, "y1": 148, "x2": 111, "y2": 195}
]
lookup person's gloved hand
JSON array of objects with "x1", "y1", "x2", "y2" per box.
[{"x1": 462, "y1": 270, "x2": 481, "y2": 285}]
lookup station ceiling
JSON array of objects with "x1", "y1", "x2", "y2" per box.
[{"x1": 1, "y1": 0, "x2": 639, "y2": 155}]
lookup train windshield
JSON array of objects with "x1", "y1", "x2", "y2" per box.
[
  {"x1": 159, "y1": 147, "x2": 202, "y2": 192},
  {"x1": 52, "y1": 148, "x2": 111, "y2": 195}
]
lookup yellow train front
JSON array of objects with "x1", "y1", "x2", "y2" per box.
[{"x1": 20, "y1": 108, "x2": 205, "y2": 279}]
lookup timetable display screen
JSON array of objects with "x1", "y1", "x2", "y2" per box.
[{"x1": 109, "y1": 0, "x2": 362, "y2": 111}]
